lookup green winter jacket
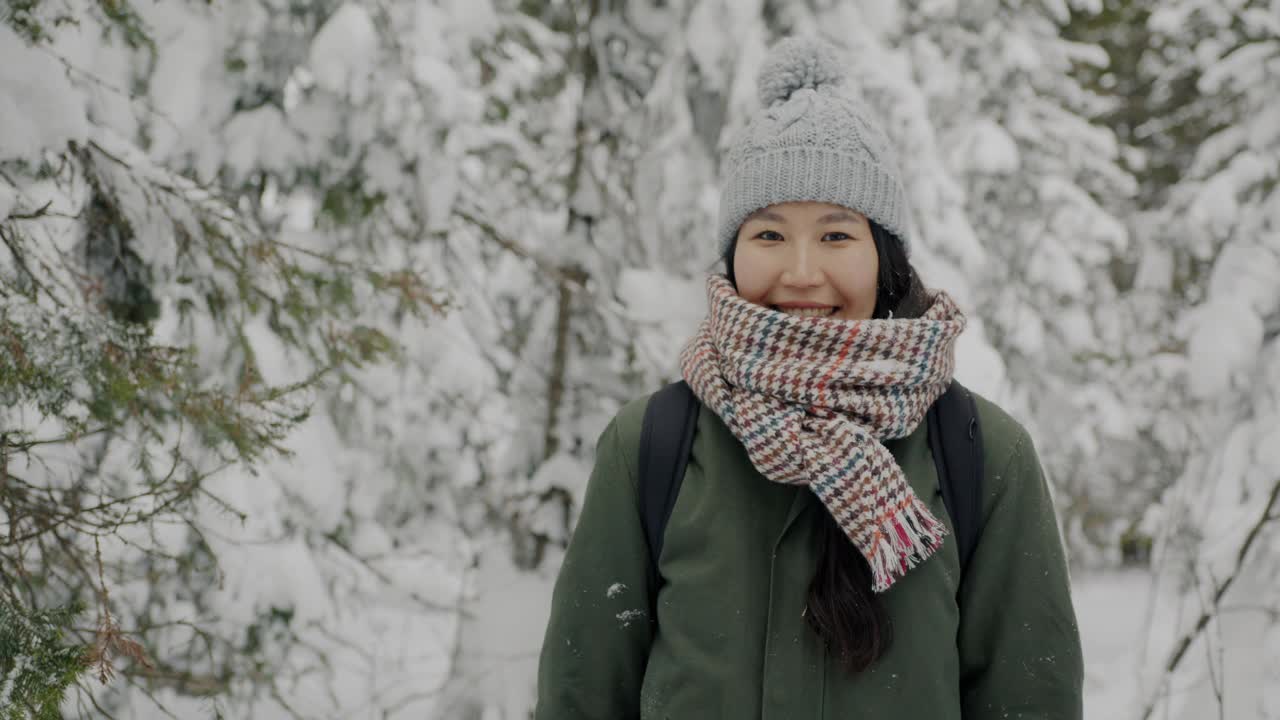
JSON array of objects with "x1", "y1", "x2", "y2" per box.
[{"x1": 535, "y1": 390, "x2": 1083, "y2": 720}]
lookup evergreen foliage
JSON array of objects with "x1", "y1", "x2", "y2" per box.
[{"x1": 0, "y1": 600, "x2": 87, "y2": 720}]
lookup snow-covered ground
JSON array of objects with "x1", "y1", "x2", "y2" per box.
[
  {"x1": 1078, "y1": 569, "x2": 1158, "y2": 719},
  {"x1": 1076, "y1": 566, "x2": 1278, "y2": 720}
]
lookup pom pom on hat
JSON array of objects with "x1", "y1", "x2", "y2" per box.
[{"x1": 756, "y1": 36, "x2": 846, "y2": 107}]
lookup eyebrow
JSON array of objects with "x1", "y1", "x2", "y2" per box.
[{"x1": 743, "y1": 209, "x2": 863, "y2": 224}]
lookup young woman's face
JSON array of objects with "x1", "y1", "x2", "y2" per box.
[{"x1": 732, "y1": 201, "x2": 879, "y2": 321}]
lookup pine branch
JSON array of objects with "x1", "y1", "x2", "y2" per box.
[
  {"x1": 1140, "y1": 476, "x2": 1280, "y2": 720},
  {"x1": 5, "y1": 200, "x2": 55, "y2": 220},
  {"x1": 455, "y1": 206, "x2": 588, "y2": 289}
]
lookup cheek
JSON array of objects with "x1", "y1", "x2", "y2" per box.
[
  {"x1": 834, "y1": 247, "x2": 880, "y2": 310},
  {"x1": 854, "y1": 258, "x2": 879, "y2": 293},
  {"x1": 732, "y1": 245, "x2": 772, "y2": 303}
]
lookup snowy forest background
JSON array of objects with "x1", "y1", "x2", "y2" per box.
[{"x1": 0, "y1": 0, "x2": 1277, "y2": 717}]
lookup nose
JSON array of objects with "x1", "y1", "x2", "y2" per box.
[{"x1": 780, "y1": 242, "x2": 823, "y2": 287}]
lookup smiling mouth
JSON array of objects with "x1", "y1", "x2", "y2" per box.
[{"x1": 772, "y1": 306, "x2": 839, "y2": 318}]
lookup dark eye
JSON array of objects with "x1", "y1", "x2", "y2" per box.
[
  {"x1": 824, "y1": 232, "x2": 851, "y2": 242},
  {"x1": 756, "y1": 230, "x2": 783, "y2": 241}
]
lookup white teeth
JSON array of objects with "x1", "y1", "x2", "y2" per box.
[{"x1": 778, "y1": 307, "x2": 836, "y2": 318}]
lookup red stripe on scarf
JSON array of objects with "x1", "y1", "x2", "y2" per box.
[{"x1": 814, "y1": 323, "x2": 861, "y2": 409}]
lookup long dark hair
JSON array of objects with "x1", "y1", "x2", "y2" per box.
[{"x1": 722, "y1": 219, "x2": 926, "y2": 673}]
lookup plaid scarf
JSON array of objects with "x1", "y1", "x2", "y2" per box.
[{"x1": 679, "y1": 274, "x2": 967, "y2": 592}]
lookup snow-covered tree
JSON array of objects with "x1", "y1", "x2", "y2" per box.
[
  {"x1": 1, "y1": 1, "x2": 442, "y2": 715},
  {"x1": 1123, "y1": 1, "x2": 1280, "y2": 717}
]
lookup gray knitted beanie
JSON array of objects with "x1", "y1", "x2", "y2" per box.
[{"x1": 717, "y1": 36, "x2": 912, "y2": 256}]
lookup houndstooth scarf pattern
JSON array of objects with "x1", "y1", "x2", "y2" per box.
[{"x1": 680, "y1": 274, "x2": 967, "y2": 592}]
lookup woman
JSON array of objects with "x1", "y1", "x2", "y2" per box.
[{"x1": 535, "y1": 37, "x2": 1082, "y2": 719}]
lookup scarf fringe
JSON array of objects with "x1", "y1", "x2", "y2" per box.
[{"x1": 865, "y1": 498, "x2": 950, "y2": 593}]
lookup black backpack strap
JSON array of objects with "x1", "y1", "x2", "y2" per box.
[
  {"x1": 926, "y1": 380, "x2": 985, "y2": 573},
  {"x1": 637, "y1": 381, "x2": 701, "y2": 619}
]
